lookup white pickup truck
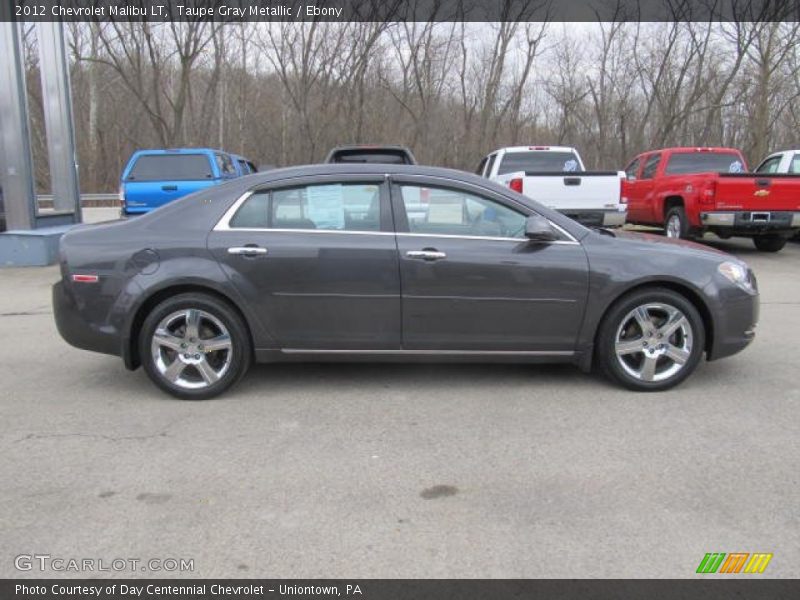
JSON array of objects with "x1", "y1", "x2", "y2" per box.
[
  {"x1": 754, "y1": 149, "x2": 800, "y2": 175},
  {"x1": 476, "y1": 146, "x2": 627, "y2": 227}
]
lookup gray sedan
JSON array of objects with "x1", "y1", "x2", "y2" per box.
[{"x1": 53, "y1": 164, "x2": 758, "y2": 399}]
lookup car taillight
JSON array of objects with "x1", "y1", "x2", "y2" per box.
[
  {"x1": 72, "y1": 274, "x2": 99, "y2": 283},
  {"x1": 700, "y1": 182, "x2": 716, "y2": 205},
  {"x1": 509, "y1": 178, "x2": 523, "y2": 193}
]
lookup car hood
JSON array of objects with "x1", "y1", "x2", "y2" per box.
[{"x1": 605, "y1": 229, "x2": 732, "y2": 260}]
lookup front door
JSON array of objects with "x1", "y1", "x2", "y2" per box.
[
  {"x1": 391, "y1": 177, "x2": 590, "y2": 352},
  {"x1": 208, "y1": 175, "x2": 401, "y2": 350}
]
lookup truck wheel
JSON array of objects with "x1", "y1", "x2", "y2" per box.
[
  {"x1": 752, "y1": 235, "x2": 787, "y2": 252},
  {"x1": 596, "y1": 288, "x2": 705, "y2": 392},
  {"x1": 664, "y1": 207, "x2": 693, "y2": 240}
]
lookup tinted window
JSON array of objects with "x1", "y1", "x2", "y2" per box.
[
  {"x1": 475, "y1": 157, "x2": 487, "y2": 176},
  {"x1": 640, "y1": 154, "x2": 661, "y2": 179},
  {"x1": 329, "y1": 150, "x2": 412, "y2": 164},
  {"x1": 400, "y1": 185, "x2": 526, "y2": 238},
  {"x1": 271, "y1": 183, "x2": 381, "y2": 231},
  {"x1": 237, "y1": 159, "x2": 250, "y2": 174},
  {"x1": 230, "y1": 193, "x2": 269, "y2": 228},
  {"x1": 664, "y1": 152, "x2": 744, "y2": 175},
  {"x1": 755, "y1": 156, "x2": 781, "y2": 174},
  {"x1": 625, "y1": 158, "x2": 641, "y2": 179},
  {"x1": 127, "y1": 154, "x2": 212, "y2": 181},
  {"x1": 497, "y1": 151, "x2": 582, "y2": 175},
  {"x1": 216, "y1": 153, "x2": 237, "y2": 176}
]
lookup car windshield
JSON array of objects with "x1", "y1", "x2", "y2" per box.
[
  {"x1": 127, "y1": 154, "x2": 212, "y2": 181},
  {"x1": 497, "y1": 151, "x2": 582, "y2": 175},
  {"x1": 664, "y1": 152, "x2": 744, "y2": 175}
]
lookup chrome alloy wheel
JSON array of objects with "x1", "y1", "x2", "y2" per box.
[
  {"x1": 614, "y1": 302, "x2": 693, "y2": 382},
  {"x1": 150, "y1": 309, "x2": 233, "y2": 390},
  {"x1": 666, "y1": 214, "x2": 682, "y2": 238}
]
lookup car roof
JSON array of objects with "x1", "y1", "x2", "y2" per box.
[
  {"x1": 237, "y1": 162, "x2": 478, "y2": 185},
  {"x1": 494, "y1": 145, "x2": 577, "y2": 153},
  {"x1": 131, "y1": 148, "x2": 225, "y2": 155}
]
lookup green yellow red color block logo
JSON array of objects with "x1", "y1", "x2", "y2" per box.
[{"x1": 696, "y1": 553, "x2": 772, "y2": 574}]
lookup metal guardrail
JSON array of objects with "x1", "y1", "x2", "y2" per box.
[{"x1": 37, "y1": 193, "x2": 120, "y2": 207}]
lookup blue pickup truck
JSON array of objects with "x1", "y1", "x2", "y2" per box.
[{"x1": 120, "y1": 148, "x2": 257, "y2": 215}]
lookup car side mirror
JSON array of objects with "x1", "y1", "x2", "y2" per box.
[{"x1": 525, "y1": 214, "x2": 558, "y2": 241}]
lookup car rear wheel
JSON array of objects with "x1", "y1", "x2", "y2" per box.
[
  {"x1": 597, "y1": 288, "x2": 705, "y2": 391},
  {"x1": 752, "y1": 234, "x2": 787, "y2": 252},
  {"x1": 664, "y1": 207, "x2": 693, "y2": 240},
  {"x1": 139, "y1": 293, "x2": 251, "y2": 399}
]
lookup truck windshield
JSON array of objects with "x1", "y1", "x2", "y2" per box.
[
  {"x1": 127, "y1": 154, "x2": 213, "y2": 181},
  {"x1": 497, "y1": 151, "x2": 582, "y2": 175},
  {"x1": 664, "y1": 152, "x2": 744, "y2": 175}
]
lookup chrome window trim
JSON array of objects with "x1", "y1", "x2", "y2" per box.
[{"x1": 214, "y1": 188, "x2": 579, "y2": 245}]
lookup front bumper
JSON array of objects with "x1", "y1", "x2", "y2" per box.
[
  {"x1": 707, "y1": 290, "x2": 759, "y2": 361},
  {"x1": 52, "y1": 281, "x2": 120, "y2": 357},
  {"x1": 562, "y1": 208, "x2": 627, "y2": 228},
  {"x1": 701, "y1": 211, "x2": 800, "y2": 234}
]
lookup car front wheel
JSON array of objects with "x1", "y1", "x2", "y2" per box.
[
  {"x1": 597, "y1": 288, "x2": 705, "y2": 391},
  {"x1": 139, "y1": 293, "x2": 252, "y2": 399}
]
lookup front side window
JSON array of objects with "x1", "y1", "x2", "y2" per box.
[{"x1": 399, "y1": 185, "x2": 526, "y2": 239}]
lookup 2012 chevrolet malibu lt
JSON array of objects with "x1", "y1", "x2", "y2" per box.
[{"x1": 53, "y1": 164, "x2": 758, "y2": 399}]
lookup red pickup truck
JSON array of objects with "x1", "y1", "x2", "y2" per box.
[{"x1": 623, "y1": 147, "x2": 800, "y2": 251}]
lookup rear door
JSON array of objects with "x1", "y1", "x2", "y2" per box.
[
  {"x1": 626, "y1": 153, "x2": 661, "y2": 223},
  {"x1": 208, "y1": 175, "x2": 401, "y2": 350},
  {"x1": 391, "y1": 175, "x2": 589, "y2": 352}
]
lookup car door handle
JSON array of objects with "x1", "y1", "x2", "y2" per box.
[
  {"x1": 227, "y1": 246, "x2": 268, "y2": 257},
  {"x1": 406, "y1": 250, "x2": 447, "y2": 261},
  {"x1": 161, "y1": 185, "x2": 178, "y2": 191}
]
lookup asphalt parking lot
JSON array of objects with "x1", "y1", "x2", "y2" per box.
[{"x1": 0, "y1": 211, "x2": 797, "y2": 578}]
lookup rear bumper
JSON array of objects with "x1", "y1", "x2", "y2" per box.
[
  {"x1": 52, "y1": 281, "x2": 120, "y2": 357},
  {"x1": 562, "y1": 208, "x2": 627, "y2": 228},
  {"x1": 701, "y1": 211, "x2": 800, "y2": 235},
  {"x1": 708, "y1": 291, "x2": 759, "y2": 361}
]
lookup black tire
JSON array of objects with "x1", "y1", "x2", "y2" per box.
[
  {"x1": 752, "y1": 234, "x2": 787, "y2": 252},
  {"x1": 596, "y1": 287, "x2": 705, "y2": 392},
  {"x1": 139, "y1": 293, "x2": 252, "y2": 400},
  {"x1": 664, "y1": 206, "x2": 693, "y2": 240}
]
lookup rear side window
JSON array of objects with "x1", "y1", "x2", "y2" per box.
[
  {"x1": 755, "y1": 156, "x2": 781, "y2": 174},
  {"x1": 625, "y1": 157, "x2": 641, "y2": 179},
  {"x1": 230, "y1": 183, "x2": 382, "y2": 232},
  {"x1": 664, "y1": 152, "x2": 744, "y2": 175},
  {"x1": 127, "y1": 154, "x2": 212, "y2": 181},
  {"x1": 230, "y1": 193, "x2": 269, "y2": 228},
  {"x1": 475, "y1": 157, "x2": 487, "y2": 176},
  {"x1": 497, "y1": 151, "x2": 582, "y2": 175},
  {"x1": 640, "y1": 154, "x2": 661, "y2": 179},
  {"x1": 790, "y1": 154, "x2": 800, "y2": 174},
  {"x1": 272, "y1": 184, "x2": 381, "y2": 231},
  {"x1": 216, "y1": 153, "x2": 237, "y2": 176},
  {"x1": 237, "y1": 159, "x2": 250, "y2": 174}
]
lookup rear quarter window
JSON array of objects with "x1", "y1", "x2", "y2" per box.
[{"x1": 127, "y1": 154, "x2": 213, "y2": 181}]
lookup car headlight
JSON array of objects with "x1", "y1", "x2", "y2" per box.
[{"x1": 718, "y1": 261, "x2": 756, "y2": 293}]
